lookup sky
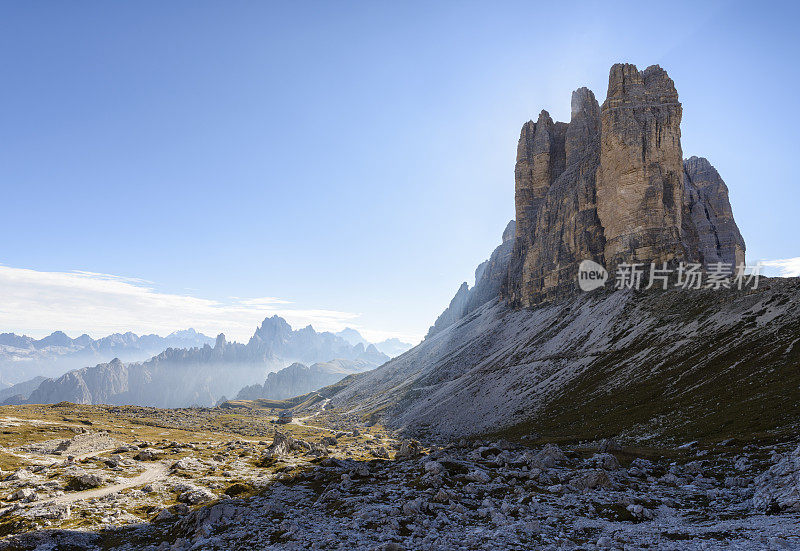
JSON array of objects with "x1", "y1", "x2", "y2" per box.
[{"x1": 1, "y1": 1, "x2": 798, "y2": 344}]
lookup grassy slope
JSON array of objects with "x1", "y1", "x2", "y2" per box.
[
  {"x1": 329, "y1": 278, "x2": 800, "y2": 444},
  {"x1": 493, "y1": 283, "x2": 800, "y2": 443}
]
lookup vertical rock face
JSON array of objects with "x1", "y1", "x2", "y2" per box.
[
  {"x1": 596, "y1": 64, "x2": 686, "y2": 272},
  {"x1": 682, "y1": 156, "x2": 746, "y2": 268},
  {"x1": 507, "y1": 88, "x2": 606, "y2": 306},
  {"x1": 513, "y1": 112, "x2": 567, "y2": 247},
  {"x1": 427, "y1": 282, "x2": 470, "y2": 338},
  {"x1": 505, "y1": 63, "x2": 746, "y2": 308}
]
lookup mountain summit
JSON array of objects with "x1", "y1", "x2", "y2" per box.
[
  {"x1": 425, "y1": 64, "x2": 746, "y2": 338},
  {"x1": 506, "y1": 64, "x2": 745, "y2": 307}
]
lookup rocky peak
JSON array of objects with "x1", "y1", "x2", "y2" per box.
[
  {"x1": 250, "y1": 315, "x2": 292, "y2": 345},
  {"x1": 501, "y1": 220, "x2": 516, "y2": 243},
  {"x1": 604, "y1": 63, "x2": 678, "y2": 107},
  {"x1": 514, "y1": 111, "x2": 567, "y2": 247},
  {"x1": 565, "y1": 87, "x2": 600, "y2": 166},
  {"x1": 215, "y1": 333, "x2": 227, "y2": 349},
  {"x1": 682, "y1": 156, "x2": 745, "y2": 267},
  {"x1": 74, "y1": 334, "x2": 93, "y2": 347},
  {"x1": 36, "y1": 331, "x2": 73, "y2": 348},
  {"x1": 596, "y1": 62, "x2": 685, "y2": 273},
  {"x1": 505, "y1": 63, "x2": 745, "y2": 307},
  {"x1": 684, "y1": 155, "x2": 720, "y2": 186}
]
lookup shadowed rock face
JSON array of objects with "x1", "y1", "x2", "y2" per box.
[
  {"x1": 682, "y1": 156, "x2": 746, "y2": 268},
  {"x1": 506, "y1": 63, "x2": 746, "y2": 307},
  {"x1": 507, "y1": 88, "x2": 606, "y2": 306},
  {"x1": 513, "y1": 112, "x2": 567, "y2": 248}
]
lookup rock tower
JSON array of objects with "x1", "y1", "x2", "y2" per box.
[{"x1": 506, "y1": 63, "x2": 745, "y2": 307}]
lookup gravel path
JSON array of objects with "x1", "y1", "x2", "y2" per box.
[
  {"x1": 47, "y1": 462, "x2": 169, "y2": 506},
  {"x1": 71, "y1": 448, "x2": 116, "y2": 462},
  {"x1": 291, "y1": 399, "x2": 332, "y2": 432}
]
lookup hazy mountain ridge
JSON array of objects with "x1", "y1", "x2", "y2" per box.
[
  {"x1": 0, "y1": 328, "x2": 214, "y2": 385},
  {"x1": 334, "y1": 328, "x2": 414, "y2": 357},
  {"x1": 235, "y1": 358, "x2": 375, "y2": 401},
  {"x1": 7, "y1": 317, "x2": 389, "y2": 408},
  {"x1": 0, "y1": 376, "x2": 47, "y2": 403}
]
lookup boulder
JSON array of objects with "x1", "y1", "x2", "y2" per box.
[
  {"x1": 135, "y1": 449, "x2": 161, "y2": 461},
  {"x1": 372, "y1": 446, "x2": 389, "y2": 459},
  {"x1": 531, "y1": 444, "x2": 569, "y2": 469},
  {"x1": 588, "y1": 453, "x2": 620, "y2": 471},
  {"x1": 423, "y1": 461, "x2": 444, "y2": 476},
  {"x1": 626, "y1": 503, "x2": 654, "y2": 520},
  {"x1": 9, "y1": 488, "x2": 37, "y2": 502},
  {"x1": 72, "y1": 472, "x2": 105, "y2": 489},
  {"x1": 598, "y1": 438, "x2": 622, "y2": 453},
  {"x1": 571, "y1": 470, "x2": 612, "y2": 490},
  {"x1": 261, "y1": 430, "x2": 319, "y2": 460},
  {"x1": 173, "y1": 458, "x2": 202, "y2": 471},
  {"x1": 176, "y1": 485, "x2": 215, "y2": 505},
  {"x1": 753, "y1": 444, "x2": 800, "y2": 512},
  {"x1": 6, "y1": 469, "x2": 33, "y2": 481},
  {"x1": 395, "y1": 440, "x2": 422, "y2": 461}
]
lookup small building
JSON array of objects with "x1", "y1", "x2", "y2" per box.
[{"x1": 277, "y1": 410, "x2": 293, "y2": 424}]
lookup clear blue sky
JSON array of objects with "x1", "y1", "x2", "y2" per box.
[{"x1": 1, "y1": 1, "x2": 798, "y2": 342}]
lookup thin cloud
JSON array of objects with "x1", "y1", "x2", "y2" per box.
[
  {"x1": 235, "y1": 297, "x2": 294, "y2": 306},
  {"x1": 0, "y1": 264, "x2": 414, "y2": 343},
  {"x1": 70, "y1": 271, "x2": 154, "y2": 285},
  {"x1": 758, "y1": 257, "x2": 800, "y2": 278}
]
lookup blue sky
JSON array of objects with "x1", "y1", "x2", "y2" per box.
[{"x1": 1, "y1": 1, "x2": 798, "y2": 343}]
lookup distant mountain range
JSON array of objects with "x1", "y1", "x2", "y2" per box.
[
  {"x1": 235, "y1": 358, "x2": 375, "y2": 401},
  {"x1": 0, "y1": 328, "x2": 214, "y2": 385},
  {"x1": 0, "y1": 376, "x2": 48, "y2": 403},
  {"x1": 334, "y1": 329, "x2": 413, "y2": 358},
  {"x1": 3, "y1": 316, "x2": 389, "y2": 408}
]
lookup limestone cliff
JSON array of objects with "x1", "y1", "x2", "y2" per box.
[
  {"x1": 506, "y1": 63, "x2": 745, "y2": 307},
  {"x1": 682, "y1": 156, "x2": 746, "y2": 267},
  {"x1": 507, "y1": 88, "x2": 605, "y2": 305},
  {"x1": 596, "y1": 64, "x2": 686, "y2": 273}
]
